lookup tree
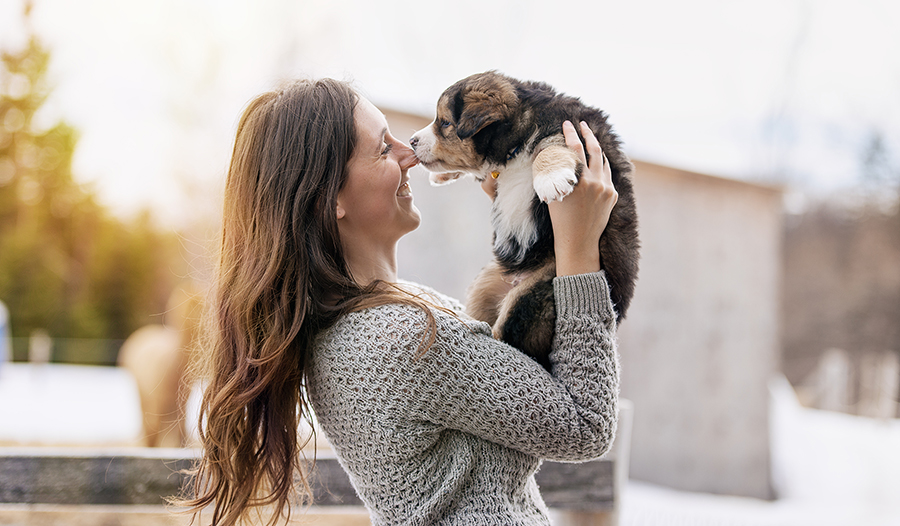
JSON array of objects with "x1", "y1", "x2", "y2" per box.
[
  {"x1": 0, "y1": 1, "x2": 183, "y2": 364},
  {"x1": 861, "y1": 130, "x2": 900, "y2": 199}
]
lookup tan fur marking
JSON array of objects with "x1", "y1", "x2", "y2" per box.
[
  {"x1": 421, "y1": 94, "x2": 482, "y2": 171},
  {"x1": 532, "y1": 143, "x2": 581, "y2": 202},
  {"x1": 533, "y1": 145, "x2": 578, "y2": 177},
  {"x1": 436, "y1": 94, "x2": 454, "y2": 126},
  {"x1": 491, "y1": 259, "x2": 556, "y2": 342},
  {"x1": 466, "y1": 259, "x2": 511, "y2": 326},
  {"x1": 431, "y1": 138, "x2": 480, "y2": 169}
]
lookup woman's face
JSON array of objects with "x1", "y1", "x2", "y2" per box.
[{"x1": 336, "y1": 98, "x2": 421, "y2": 245}]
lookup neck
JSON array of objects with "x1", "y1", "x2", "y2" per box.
[{"x1": 342, "y1": 237, "x2": 400, "y2": 286}]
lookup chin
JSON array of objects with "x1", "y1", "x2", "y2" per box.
[{"x1": 402, "y1": 208, "x2": 422, "y2": 234}]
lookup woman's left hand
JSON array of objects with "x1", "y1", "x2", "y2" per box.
[
  {"x1": 549, "y1": 120, "x2": 618, "y2": 276},
  {"x1": 480, "y1": 173, "x2": 498, "y2": 201}
]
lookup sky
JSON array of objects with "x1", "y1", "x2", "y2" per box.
[{"x1": 1, "y1": 0, "x2": 899, "y2": 226}]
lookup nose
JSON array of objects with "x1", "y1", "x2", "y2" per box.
[
  {"x1": 397, "y1": 142, "x2": 419, "y2": 170},
  {"x1": 409, "y1": 136, "x2": 419, "y2": 149}
]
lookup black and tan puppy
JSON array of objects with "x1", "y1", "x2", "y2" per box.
[{"x1": 410, "y1": 71, "x2": 640, "y2": 368}]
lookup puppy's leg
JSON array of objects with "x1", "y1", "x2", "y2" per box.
[
  {"x1": 532, "y1": 143, "x2": 581, "y2": 203},
  {"x1": 466, "y1": 258, "x2": 512, "y2": 326},
  {"x1": 493, "y1": 260, "x2": 557, "y2": 365}
]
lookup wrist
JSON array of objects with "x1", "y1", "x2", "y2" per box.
[{"x1": 555, "y1": 245, "x2": 601, "y2": 276}]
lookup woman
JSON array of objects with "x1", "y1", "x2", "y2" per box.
[{"x1": 183, "y1": 78, "x2": 620, "y2": 525}]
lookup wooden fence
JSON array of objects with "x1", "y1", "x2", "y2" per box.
[{"x1": 0, "y1": 402, "x2": 631, "y2": 526}]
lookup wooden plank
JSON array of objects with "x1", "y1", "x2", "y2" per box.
[
  {"x1": 536, "y1": 458, "x2": 615, "y2": 510},
  {"x1": 0, "y1": 448, "x2": 196, "y2": 506},
  {"x1": 0, "y1": 450, "x2": 614, "y2": 508},
  {"x1": 0, "y1": 504, "x2": 371, "y2": 526},
  {"x1": 0, "y1": 401, "x2": 631, "y2": 513}
]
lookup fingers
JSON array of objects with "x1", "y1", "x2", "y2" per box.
[
  {"x1": 563, "y1": 121, "x2": 586, "y2": 164},
  {"x1": 481, "y1": 175, "x2": 497, "y2": 201},
  {"x1": 573, "y1": 122, "x2": 617, "y2": 208},
  {"x1": 564, "y1": 121, "x2": 614, "y2": 190},
  {"x1": 600, "y1": 150, "x2": 613, "y2": 188},
  {"x1": 577, "y1": 121, "x2": 607, "y2": 180},
  {"x1": 579, "y1": 121, "x2": 603, "y2": 170}
]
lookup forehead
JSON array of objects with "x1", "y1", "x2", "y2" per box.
[
  {"x1": 436, "y1": 93, "x2": 456, "y2": 121},
  {"x1": 355, "y1": 98, "x2": 388, "y2": 144}
]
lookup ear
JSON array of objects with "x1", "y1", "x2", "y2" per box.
[
  {"x1": 335, "y1": 200, "x2": 346, "y2": 220},
  {"x1": 456, "y1": 73, "x2": 519, "y2": 139}
]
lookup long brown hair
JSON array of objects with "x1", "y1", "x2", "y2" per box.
[{"x1": 179, "y1": 79, "x2": 441, "y2": 525}]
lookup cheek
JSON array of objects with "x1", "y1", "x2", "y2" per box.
[
  {"x1": 358, "y1": 170, "x2": 400, "y2": 209},
  {"x1": 340, "y1": 171, "x2": 381, "y2": 217},
  {"x1": 432, "y1": 135, "x2": 481, "y2": 168}
]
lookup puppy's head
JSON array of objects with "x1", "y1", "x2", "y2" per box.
[{"x1": 410, "y1": 71, "x2": 519, "y2": 185}]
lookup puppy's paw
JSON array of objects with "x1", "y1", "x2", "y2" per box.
[
  {"x1": 533, "y1": 168, "x2": 577, "y2": 202},
  {"x1": 429, "y1": 171, "x2": 463, "y2": 186}
]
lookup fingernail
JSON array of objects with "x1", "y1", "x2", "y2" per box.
[
  {"x1": 563, "y1": 120, "x2": 574, "y2": 128},
  {"x1": 580, "y1": 121, "x2": 589, "y2": 127}
]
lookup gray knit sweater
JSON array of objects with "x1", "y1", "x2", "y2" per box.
[{"x1": 308, "y1": 271, "x2": 619, "y2": 525}]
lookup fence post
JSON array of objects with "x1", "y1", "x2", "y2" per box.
[
  {"x1": 0, "y1": 301, "x2": 9, "y2": 367},
  {"x1": 814, "y1": 348, "x2": 852, "y2": 412},
  {"x1": 857, "y1": 350, "x2": 900, "y2": 419}
]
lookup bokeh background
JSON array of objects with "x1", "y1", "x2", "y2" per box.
[{"x1": 1, "y1": 0, "x2": 899, "y2": 524}]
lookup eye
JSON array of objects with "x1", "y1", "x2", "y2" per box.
[
  {"x1": 381, "y1": 143, "x2": 394, "y2": 156},
  {"x1": 439, "y1": 120, "x2": 451, "y2": 128}
]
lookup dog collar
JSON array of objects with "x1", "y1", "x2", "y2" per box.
[{"x1": 491, "y1": 146, "x2": 523, "y2": 179}]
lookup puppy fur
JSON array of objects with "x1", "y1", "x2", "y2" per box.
[{"x1": 411, "y1": 71, "x2": 640, "y2": 368}]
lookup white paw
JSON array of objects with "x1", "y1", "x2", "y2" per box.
[
  {"x1": 533, "y1": 168, "x2": 577, "y2": 202},
  {"x1": 429, "y1": 171, "x2": 463, "y2": 186}
]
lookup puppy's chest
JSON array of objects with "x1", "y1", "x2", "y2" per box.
[{"x1": 491, "y1": 155, "x2": 542, "y2": 263}]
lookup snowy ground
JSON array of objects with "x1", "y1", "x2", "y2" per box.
[
  {"x1": 0, "y1": 362, "x2": 143, "y2": 446},
  {"x1": 1, "y1": 363, "x2": 899, "y2": 525}
]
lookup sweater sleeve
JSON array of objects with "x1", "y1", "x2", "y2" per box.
[{"x1": 377, "y1": 271, "x2": 620, "y2": 462}]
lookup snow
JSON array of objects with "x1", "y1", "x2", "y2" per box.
[
  {"x1": 0, "y1": 362, "x2": 142, "y2": 445},
  {"x1": 618, "y1": 377, "x2": 900, "y2": 525},
  {"x1": 769, "y1": 375, "x2": 900, "y2": 507},
  {"x1": 1, "y1": 362, "x2": 899, "y2": 524}
]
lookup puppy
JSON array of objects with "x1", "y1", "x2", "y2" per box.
[{"x1": 410, "y1": 71, "x2": 639, "y2": 368}]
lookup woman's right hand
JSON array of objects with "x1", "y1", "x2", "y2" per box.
[{"x1": 549, "y1": 121, "x2": 618, "y2": 277}]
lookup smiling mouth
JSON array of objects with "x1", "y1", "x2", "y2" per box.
[{"x1": 397, "y1": 182, "x2": 412, "y2": 197}]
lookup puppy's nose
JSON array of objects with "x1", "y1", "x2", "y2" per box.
[{"x1": 409, "y1": 136, "x2": 419, "y2": 149}]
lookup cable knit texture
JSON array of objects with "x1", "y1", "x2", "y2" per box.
[{"x1": 308, "y1": 271, "x2": 619, "y2": 525}]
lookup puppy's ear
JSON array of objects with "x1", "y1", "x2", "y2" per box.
[{"x1": 456, "y1": 74, "x2": 519, "y2": 139}]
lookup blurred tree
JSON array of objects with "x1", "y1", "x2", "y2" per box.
[
  {"x1": 861, "y1": 130, "x2": 900, "y2": 194},
  {"x1": 782, "y1": 124, "x2": 900, "y2": 399},
  {"x1": 0, "y1": 1, "x2": 182, "y2": 364}
]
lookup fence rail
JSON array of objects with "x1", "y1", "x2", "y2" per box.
[{"x1": 0, "y1": 402, "x2": 631, "y2": 525}]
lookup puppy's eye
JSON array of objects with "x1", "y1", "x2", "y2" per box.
[{"x1": 439, "y1": 120, "x2": 451, "y2": 128}]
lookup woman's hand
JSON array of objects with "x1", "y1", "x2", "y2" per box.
[
  {"x1": 550, "y1": 121, "x2": 618, "y2": 277},
  {"x1": 480, "y1": 172, "x2": 498, "y2": 200}
]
